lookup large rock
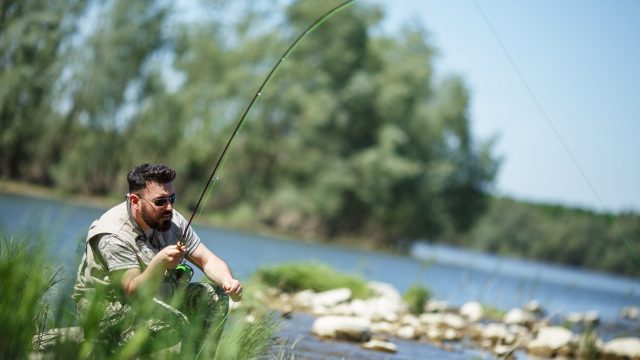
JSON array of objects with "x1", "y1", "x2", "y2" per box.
[
  {"x1": 503, "y1": 308, "x2": 536, "y2": 327},
  {"x1": 460, "y1": 302, "x2": 484, "y2": 322},
  {"x1": 311, "y1": 316, "x2": 372, "y2": 342},
  {"x1": 361, "y1": 339, "x2": 398, "y2": 353},
  {"x1": 601, "y1": 337, "x2": 640, "y2": 360},
  {"x1": 565, "y1": 310, "x2": 600, "y2": 326},
  {"x1": 621, "y1": 306, "x2": 640, "y2": 321},
  {"x1": 526, "y1": 326, "x2": 574, "y2": 358},
  {"x1": 367, "y1": 281, "x2": 403, "y2": 300},
  {"x1": 312, "y1": 288, "x2": 352, "y2": 308},
  {"x1": 419, "y1": 313, "x2": 466, "y2": 330},
  {"x1": 292, "y1": 288, "x2": 352, "y2": 312},
  {"x1": 349, "y1": 296, "x2": 405, "y2": 322}
]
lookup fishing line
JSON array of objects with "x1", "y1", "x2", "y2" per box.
[
  {"x1": 472, "y1": 0, "x2": 640, "y2": 264},
  {"x1": 179, "y1": 0, "x2": 356, "y2": 246}
]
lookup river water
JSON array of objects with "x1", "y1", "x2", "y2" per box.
[{"x1": 1, "y1": 192, "x2": 639, "y2": 358}]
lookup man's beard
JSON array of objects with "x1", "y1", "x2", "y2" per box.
[{"x1": 142, "y1": 206, "x2": 173, "y2": 232}]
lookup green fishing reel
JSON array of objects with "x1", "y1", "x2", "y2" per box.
[{"x1": 165, "y1": 263, "x2": 194, "y2": 287}]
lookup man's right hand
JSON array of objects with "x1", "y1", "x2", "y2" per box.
[{"x1": 155, "y1": 244, "x2": 185, "y2": 270}]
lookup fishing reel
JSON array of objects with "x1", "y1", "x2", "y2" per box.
[{"x1": 165, "y1": 263, "x2": 194, "y2": 289}]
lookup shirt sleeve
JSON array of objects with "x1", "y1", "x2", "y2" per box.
[
  {"x1": 182, "y1": 224, "x2": 201, "y2": 255},
  {"x1": 97, "y1": 234, "x2": 140, "y2": 272}
]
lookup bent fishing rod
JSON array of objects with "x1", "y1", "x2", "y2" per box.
[{"x1": 177, "y1": 1, "x2": 355, "y2": 261}]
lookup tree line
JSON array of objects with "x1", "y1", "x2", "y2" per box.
[{"x1": 1, "y1": 0, "x2": 637, "y2": 276}]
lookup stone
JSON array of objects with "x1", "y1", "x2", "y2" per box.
[
  {"x1": 371, "y1": 321, "x2": 397, "y2": 335},
  {"x1": 396, "y1": 325, "x2": 418, "y2": 340},
  {"x1": 311, "y1": 288, "x2": 352, "y2": 308},
  {"x1": 565, "y1": 311, "x2": 600, "y2": 326},
  {"x1": 526, "y1": 326, "x2": 573, "y2": 358},
  {"x1": 503, "y1": 308, "x2": 536, "y2": 326},
  {"x1": 601, "y1": 337, "x2": 640, "y2": 360},
  {"x1": 482, "y1": 323, "x2": 509, "y2": 342},
  {"x1": 367, "y1": 281, "x2": 403, "y2": 301},
  {"x1": 460, "y1": 301, "x2": 484, "y2": 322},
  {"x1": 621, "y1": 306, "x2": 640, "y2": 320},
  {"x1": 524, "y1": 299, "x2": 545, "y2": 315},
  {"x1": 291, "y1": 289, "x2": 316, "y2": 309},
  {"x1": 442, "y1": 313, "x2": 466, "y2": 330},
  {"x1": 361, "y1": 339, "x2": 398, "y2": 353},
  {"x1": 311, "y1": 316, "x2": 372, "y2": 342}
]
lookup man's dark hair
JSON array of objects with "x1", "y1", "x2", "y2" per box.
[{"x1": 127, "y1": 163, "x2": 176, "y2": 193}]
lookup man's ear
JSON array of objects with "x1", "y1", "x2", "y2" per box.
[{"x1": 128, "y1": 193, "x2": 140, "y2": 206}]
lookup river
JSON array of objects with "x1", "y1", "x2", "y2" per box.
[{"x1": 1, "y1": 192, "x2": 639, "y2": 359}]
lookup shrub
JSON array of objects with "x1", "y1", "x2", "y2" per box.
[
  {"x1": 254, "y1": 261, "x2": 372, "y2": 299},
  {"x1": 403, "y1": 283, "x2": 432, "y2": 315}
]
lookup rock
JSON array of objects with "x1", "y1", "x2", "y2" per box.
[
  {"x1": 565, "y1": 311, "x2": 600, "y2": 326},
  {"x1": 418, "y1": 313, "x2": 465, "y2": 330},
  {"x1": 524, "y1": 299, "x2": 545, "y2": 315},
  {"x1": 503, "y1": 308, "x2": 536, "y2": 327},
  {"x1": 443, "y1": 328, "x2": 463, "y2": 341},
  {"x1": 311, "y1": 316, "x2": 372, "y2": 342},
  {"x1": 425, "y1": 299, "x2": 455, "y2": 313},
  {"x1": 482, "y1": 323, "x2": 509, "y2": 342},
  {"x1": 400, "y1": 314, "x2": 421, "y2": 327},
  {"x1": 311, "y1": 288, "x2": 352, "y2": 308},
  {"x1": 526, "y1": 326, "x2": 573, "y2": 358},
  {"x1": 367, "y1": 281, "x2": 403, "y2": 301},
  {"x1": 371, "y1": 321, "x2": 397, "y2": 335},
  {"x1": 621, "y1": 306, "x2": 640, "y2": 321},
  {"x1": 442, "y1": 313, "x2": 466, "y2": 330},
  {"x1": 291, "y1": 289, "x2": 316, "y2": 309},
  {"x1": 32, "y1": 327, "x2": 84, "y2": 351},
  {"x1": 350, "y1": 296, "x2": 405, "y2": 322},
  {"x1": 601, "y1": 337, "x2": 640, "y2": 360},
  {"x1": 361, "y1": 339, "x2": 398, "y2": 353},
  {"x1": 460, "y1": 302, "x2": 484, "y2": 322},
  {"x1": 396, "y1": 325, "x2": 419, "y2": 340},
  {"x1": 494, "y1": 344, "x2": 514, "y2": 357}
]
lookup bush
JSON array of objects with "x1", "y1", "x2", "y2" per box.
[
  {"x1": 254, "y1": 261, "x2": 372, "y2": 299},
  {"x1": 403, "y1": 283, "x2": 432, "y2": 315}
]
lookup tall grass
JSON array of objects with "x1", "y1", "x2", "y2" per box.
[
  {"x1": 0, "y1": 231, "x2": 60, "y2": 358},
  {"x1": 0, "y1": 230, "x2": 280, "y2": 359}
]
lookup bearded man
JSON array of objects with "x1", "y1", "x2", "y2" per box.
[{"x1": 73, "y1": 163, "x2": 242, "y2": 355}]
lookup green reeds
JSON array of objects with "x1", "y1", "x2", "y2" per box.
[{"x1": 0, "y1": 231, "x2": 60, "y2": 358}]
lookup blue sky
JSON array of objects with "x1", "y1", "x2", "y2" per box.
[{"x1": 370, "y1": 0, "x2": 640, "y2": 212}]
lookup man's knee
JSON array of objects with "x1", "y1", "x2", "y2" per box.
[{"x1": 187, "y1": 282, "x2": 229, "y2": 314}]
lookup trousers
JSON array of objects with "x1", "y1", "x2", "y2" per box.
[{"x1": 77, "y1": 282, "x2": 229, "y2": 357}]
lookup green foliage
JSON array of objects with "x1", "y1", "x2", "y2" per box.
[
  {"x1": 254, "y1": 261, "x2": 372, "y2": 299},
  {"x1": 456, "y1": 197, "x2": 640, "y2": 276},
  {"x1": 0, "y1": 232, "x2": 60, "y2": 358},
  {"x1": 0, "y1": 0, "x2": 499, "y2": 250},
  {"x1": 402, "y1": 283, "x2": 432, "y2": 315}
]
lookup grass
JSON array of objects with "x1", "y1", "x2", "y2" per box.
[
  {"x1": 0, "y1": 229, "x2": 280, "y2": 359},
  {"x1": 403, "y1": 283, "x2": 432, "y2": 315},
  {"x1": 253, "y1": 261, "x2": 373, "y2": 299}
]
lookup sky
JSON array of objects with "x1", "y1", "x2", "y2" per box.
[{"x1": 368, "y1": 0, "x2": 640, "y2": 212}]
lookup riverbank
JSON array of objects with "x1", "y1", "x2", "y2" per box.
[{"x1": 251, "y1": 262, "x2": 640, "y2": 359}]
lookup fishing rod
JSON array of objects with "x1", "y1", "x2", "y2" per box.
[{"x1": 174, "y1": 1, "x2": 356, "y2": 283}]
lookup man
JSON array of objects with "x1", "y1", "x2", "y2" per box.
[{"x1": 73, "y1": 163, "x2": 242, "y2": 355}]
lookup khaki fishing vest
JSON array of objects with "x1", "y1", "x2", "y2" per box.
[{"x1": 72, "y1": 201, "x2": 196, "y2": 301}]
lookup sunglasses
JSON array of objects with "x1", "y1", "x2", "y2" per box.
[{"x1": 139, "y1": 193, "x2": 177, "y2": 207}]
